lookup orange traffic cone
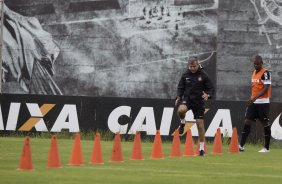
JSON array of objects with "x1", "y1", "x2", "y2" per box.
[
  {"x1": 89, "y1": 132, "x2": 104, "y2": 164},
  {"x1": 195, "y1": 138, "x2": 208, "y2": 155},
  {"x1": 130, "y1": 131, "x2": 144, "y2": 160},
  {"x1": 151, "y1": 130, "x2": 164, "y2": 159},
  {"x1": 18, "y1": 136, "x2": 33, "y2": 171},
  {"x1": 183, "y1": 129, "x2": 195, "y2": 156},
  {"x1": 47, "y1": 134, "x2": 62, "y2": 168},
  {"x1": 169, "y1": 130, "x2": 182, "y2": 157},
  {"x1": 211, "y1": 128, "x2": 223, "y2": 154},
  {"x1": 68, "y1": 133, "x2": 83, "y2": 166},
  {"x1": 229, "y1": 128, "x2": 239, "y2": 154},
  {"x1": 110, "y1": 133, "x2": 124, "y2": 162}
]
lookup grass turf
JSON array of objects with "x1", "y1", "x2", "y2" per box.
[{"x1": 0, "y1": 137, "x2": 281, "y2": 184}]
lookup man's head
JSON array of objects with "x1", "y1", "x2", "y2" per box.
[
  {"x1": 252, "y1": 55, "x2": 263, "y2": 72},
  {"x1": 187, "y1": 57, "x2": 199, "y2": 73}
]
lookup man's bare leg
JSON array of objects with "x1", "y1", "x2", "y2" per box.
[
  {"x1": 196, "y1": 119, "x2": 205, "y2": 155},
  {"x1": 177, "y1": 105, "x2": 188, "y2": 134}
]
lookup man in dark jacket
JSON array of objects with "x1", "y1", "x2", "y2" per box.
[{"x1": 175, "y1": 57, "x2": 214, "y2": 156}]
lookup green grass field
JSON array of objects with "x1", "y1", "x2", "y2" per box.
[{"x1": 0, "y1": 137, "x2": 282, "y2": 184}]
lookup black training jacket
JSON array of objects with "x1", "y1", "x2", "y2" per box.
[{"x1": 177, "y1": 69, "x2": 214, "y2": 105}]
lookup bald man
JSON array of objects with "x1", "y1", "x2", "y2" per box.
[{"x1": 239, "y1": 55, "x2": 272, "y2": 153}]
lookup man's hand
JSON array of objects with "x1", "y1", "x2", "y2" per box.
[
  {"x1": 202, "y1": 91, "x2": 209, "y2": 101},
  {"x1": 248, "y1": 97, "x2": 256, "y2": 105},
  {"x1": 248, "y1": 85, "x2": 269, "y2": 105},
  {"x1": 175, "y1": 96, "x2": 181, "y2": 106}
]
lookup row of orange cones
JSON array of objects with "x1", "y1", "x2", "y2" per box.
[{"x1": 18, "y1": 127, "x2": 240, "y2": 171}]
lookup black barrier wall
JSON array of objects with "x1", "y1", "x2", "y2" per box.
[{"x1": 1, "y1": 94, "x2": 282, "y2": 141}]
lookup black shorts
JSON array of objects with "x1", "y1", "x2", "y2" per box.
[
  {"x1": 245, "y1": 103, "x2": 269, "y2": 122},
  {"x1": 181, "y1": 98, "x2": 205, "y2": 119}
]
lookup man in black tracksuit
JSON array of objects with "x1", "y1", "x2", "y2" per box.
[{"x1": 175, "y1": 57, "x2": 214, "y2": 156}]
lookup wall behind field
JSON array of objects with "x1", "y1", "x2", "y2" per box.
[
  {"x1": 217, "y1": 0, "x2": 282, "y2": 102},
  {"x1": 2, "y1": 0, "x2": 282, "y2": 102},
  {"x1": 2, "y1": 0, "x2": 217, "y2": 98}
]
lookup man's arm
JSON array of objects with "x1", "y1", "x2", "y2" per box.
[
  {"x1": 176, "y1": 74, "x2": 185, "y2": 98},
  {"x1": 202, "y1": 72, "x2": 215, "y2": 99},
  {"x1": 175, "y1": 74, "x2": 185, "y2": 106}
]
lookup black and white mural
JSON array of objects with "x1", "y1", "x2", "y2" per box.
[
  {"x1": 217, "y1": 0, "x2": 282, "y2": 102},
  {"x1": 250, "y1": 0, "x2": 282, "y2": 49},
  {"x1": 2, "y1": 0, "x2": 218, "y2": 98},
  {"x1": 2, "y1": 4, "x2": 61, "y2": 95}
]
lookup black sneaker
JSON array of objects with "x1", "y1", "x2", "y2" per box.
[
  {"x1": 178, "y1": 123, "x2": 185, "y2": 134},
  {"x1": 199, "y1": 150, "x2": 205, "y2": 156}
]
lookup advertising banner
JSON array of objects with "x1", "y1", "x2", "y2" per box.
[{"x1": 1, "y1": 94, "x2": 281, "y2": 140}]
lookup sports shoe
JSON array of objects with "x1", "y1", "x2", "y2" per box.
[
  {"x1": 258, "y1": 148, "x2": 270, "y2": 153},
  {"x1": 239, "y1": 145, "x2": 244, "y2": 152},
  {"x1": 199, "y1": 150, "x2": 205, "y2": 156},
  {"x1": 178, "y1": 123, "x2": 185, "y2": 134}
]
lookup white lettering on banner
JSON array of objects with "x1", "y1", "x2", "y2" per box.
[
  {"x1": 4, "y1": 103, "x2": 21, "y2": 130},
  {"x1": 190, "y1": 125, "x2": 199, "y2": 136},
  {"x1": 185, "y1": 110, "x2": 196, "y2": 122},
  {"x1": 206, "y1": 109, "x2": 233, "y2": 137},
  {"x1": 1, "y1": 101, "x2": 282, "y2": 140},
  {"x1": 184, "y1": 109, "x2": 233, "y2": 137},
  {"x1": 0, "y1": 105, "x2": 4, "y2": 130},
  {"x1": 107, "y1": 106, "x2": 130, "y2": 134},
  {"x1": 26, "y1": 103, "x2": 48, "y2": 131},
  {"x1": 26, "y1": 103, "x2": 43, "y2": 116},
  {"x1": 271, "y1": 113, "x2": 282, "y2": 140},
  {"x1": 51, "y1": 105, "x2": 80, "y2": 132},
  {"x1": 159, "y1": 108, "x2": 174, "y2": 135},
  {"x1": 0, "y1": 102, "x2": 78, "y2": 132},
  {"x1": 184, "y1": 110, "x2": 199, "y2": 136},
  {"x1": 108, "y1": 107, "x2": 174, "y2": 135},
  {"x1": 33, "y1": 119, "x2": 48, "y2": 131},
  {"x1": 129, "y1": 107, "x2": 157, "y2": 135}
]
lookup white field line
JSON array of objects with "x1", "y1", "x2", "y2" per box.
[{"x1": 66, "y1": 165, "x2": 282, "y2": 179}]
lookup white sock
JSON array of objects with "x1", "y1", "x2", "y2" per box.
[
  {"x1": 180, "y1": 119, "x2": 185, "y2": 124},
  {"x1": 200, "y1": 141, "x2": 204, "y2": 151}
]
